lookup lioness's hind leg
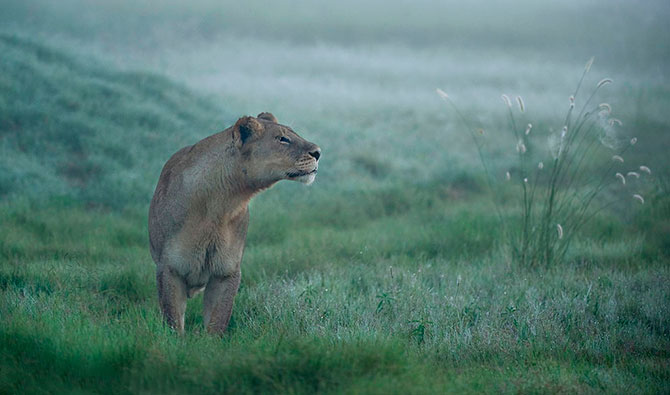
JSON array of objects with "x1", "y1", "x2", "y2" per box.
[
  {"x1": 156, "y1": 265, "x2": 187, "y2": 333},
  {"x1": 203, "y1": 272, "x2": 241, "y2": 334}
]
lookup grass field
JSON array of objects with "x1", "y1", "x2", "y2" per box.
[{"x1": 1, "y1": 0, "x2": 669, "y2": 393}]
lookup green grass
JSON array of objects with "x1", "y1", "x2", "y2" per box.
[
  {"x1": 1, "y1": 1, "x2": 670, "y2": 393},
  {"x1": 1, "y1": 196, "x2": 669, "y2": 393}
]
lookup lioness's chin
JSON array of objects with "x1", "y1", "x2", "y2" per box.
[{"x1": 289, "y1": 172, "x2": 316, "y2": 185}]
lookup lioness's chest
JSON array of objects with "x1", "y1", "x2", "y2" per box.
[{"x1": 164, "y1": 212, "x2": 249, "y2": 284}]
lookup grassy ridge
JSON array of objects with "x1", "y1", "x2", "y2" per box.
[
  {"x1": 1, "y1": 32, "x2": 669, "y2": 393},
  {"x1": 0, "y1": 34, "x2": 226, "y2": 208}
]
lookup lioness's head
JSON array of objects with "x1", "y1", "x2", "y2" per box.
[{"x1": 232, "y1": 112, "x2": 321, "y2": 187}]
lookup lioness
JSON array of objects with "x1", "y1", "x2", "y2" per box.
[{"x1": 148, "y1": 112, "x2": 320, "y2": 334}]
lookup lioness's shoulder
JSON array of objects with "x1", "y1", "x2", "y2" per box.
[{"x1": 155, "y1": 145, "x2": 192, "y2": 190}]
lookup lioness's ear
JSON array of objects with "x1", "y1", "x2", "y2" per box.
[
  {"x1": 257, "y1": 112, "x2": 278, "y2": 123},
  {"x1": 233, "y1": 116, "x2": 263, "y2": 147}
]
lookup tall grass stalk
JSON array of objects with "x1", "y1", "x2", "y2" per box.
[{"x1": 438, "y1": 59, "x2": 651, "y2": 267}]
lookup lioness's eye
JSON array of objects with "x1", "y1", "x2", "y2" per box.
[{"x1": 278, "y1": 136, "x2": 291, "y2": 144}]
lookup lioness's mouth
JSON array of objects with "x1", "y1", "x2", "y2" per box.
[{"x1": 287, "y1": 169, "x2": 317, "y2": 178}]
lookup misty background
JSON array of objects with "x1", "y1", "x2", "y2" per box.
[{"x1": 2, "y1": 0, "x2": 669, "y2": 209}]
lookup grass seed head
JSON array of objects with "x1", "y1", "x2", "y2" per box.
[
  {"x1": 599, "y1": 103, "x2": 611, "y2": 114},
  {"x1": 436, "y1": 88, "x2": 449, "y2": 101},
  {"x1": 516, "y1": 140, "x2": 527, "y2": 154},
  {"x1": 557, "y1": 224, "x2": 564, "y2": 239},
  {"x1": 538, "y1": 161, "x2": 544, "y2": 169},
  {"x1": 609, "y1": 118, "x2": 622, "y2": 127},
  {"x1": 517, "y1": 96, "x2": 525, "y2": 112},
  {"x1": 597, "y1": 78, "x2": 613, "y2": 88},
  {"x1": 627, "y1": 171, "x2": 640, "y2": 178},
  {"x1": 612, "y1": 155, "x2": 624, "y2": 163},
  {"x1": 616, "y1": 172, "x2": 626, "y2": 185},
  {"x1": 630, "y1": 137, "x2": 637, "y2": 145},
  {"x1": 525, "y1": 123, "x2": 532, "y2": 135},
  {"x1": 559, "y1": 126, "x2": 568, "y2": 156},
  {"x1": 501, "y1": 94, "x2": 512, "y2": 108},
  {"x1": 633, "y1": 194, "x2": 645, "y2": 204},
  {"x1": 639, "y1": 166, "x2": 651, "y2": 174}
]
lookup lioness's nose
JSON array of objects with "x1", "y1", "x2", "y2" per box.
[{"x1": 309, "y1": 148, "x2": 321, "y2": 161}]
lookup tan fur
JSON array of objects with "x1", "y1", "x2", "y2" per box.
[{"x1": 148, "y1": 113, "x2": 320, "y2": 334}]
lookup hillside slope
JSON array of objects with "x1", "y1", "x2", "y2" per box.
[{"x1": 0, "y1": 34, "x2": 226, "y2": 208}]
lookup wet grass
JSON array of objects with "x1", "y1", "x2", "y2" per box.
[{"x1": 1, "y1": 193, "x2": 669, "y2": 393}]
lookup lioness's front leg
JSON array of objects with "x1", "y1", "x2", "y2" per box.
[
  {"x1": 156, "y1": 265, "x2": 187, "y2": 333},
  {"x1": 203, "y1": 272, "x2": 241, "y2": 334}
]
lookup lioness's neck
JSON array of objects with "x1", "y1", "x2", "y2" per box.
[{"x1": 192, "y1": 135, "x2": 268, "y2": 222}]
